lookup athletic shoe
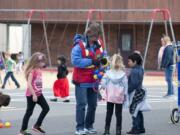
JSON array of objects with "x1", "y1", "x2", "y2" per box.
[
  {"x1": 63, "y1": 99, "x2": 70, "y2": 102},
  {"x1": 32, "y1": 126, "x2": 46, "y2": 134},
  {"x1": 18, "y1": 130, "x2": 32, "y2": 135},
  {"x1": 84, "y1": 128, "x2": 97, "y2": 134},
  {"x1": 126, "y1": 129, "x2": 145, "y2": 134},
  {"x1": 75, "y1": 129, "x2": 87, "y2": 135},
  {"x1": 50, "y1": 98, "x2": 57, "y2": 102},
  {"x1": 163, "y1": 94, "x2": 175, "y2": 98}
]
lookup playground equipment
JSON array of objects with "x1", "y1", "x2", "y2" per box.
[
  {"x1": 0, "y1": 8, "x2": 176, "y2": 67},
  {"x1": 143, "y1": 9, "x2": 176, "y2": 68}
]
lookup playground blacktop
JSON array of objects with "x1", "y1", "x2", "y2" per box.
[
  {"x1": 0, "y1": 69, "x2": 169, "y2": 90},
  {"x1": 0, "y1": 69, "x2": 180, "y2": 135}
]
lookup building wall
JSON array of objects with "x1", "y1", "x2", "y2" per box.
[
  {"x1": 31, "y1": 23, "x2": 180, "y2": 69},
  {"x1": 0, "y1": 0, "x2": 180, "y2": 23},
  {"x1": 0, "y1": 24, "x2": 7, "y2": 52}
]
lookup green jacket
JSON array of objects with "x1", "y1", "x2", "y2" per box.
[{"x1": 5, "y1": 58, "x2": 16, "y2": 72}]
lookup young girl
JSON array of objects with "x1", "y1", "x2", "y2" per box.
[
  {"x1": 127, "y1": 52, "x2": 146, "y2": 134},
  {"x1": 101, "y1": 54, "x2": 128, "y2": 135},
  {"x1": 1, "y1": 52, "x2": 20, "y2": 89},
  {"x1": 50, "y1": 55, "x2": 70, "y2": 102},
  {"x1": 19, "y1": 52, "x2": 50, "y2": 135}
]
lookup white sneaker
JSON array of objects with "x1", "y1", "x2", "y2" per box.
[
  {"x1": 163, "y1": 94, "x2": 175, "y2": 98},
  {"x1": 75, "y1": 130, "x2": 87, "y2": 135},
  {"x1": 18, "y1": 130, "x2": 32, "y2": 135},
  {"x1": 84, "y1": 128, "x2": 97, "y2": 134}
]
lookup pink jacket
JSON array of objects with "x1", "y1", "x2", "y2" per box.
[{"x1": 101, "y1": 69, "x2": 128, "y2": 104}]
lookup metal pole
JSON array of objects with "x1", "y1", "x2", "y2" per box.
[
  {"x1": 59, "y1": 23, "x2": 69, "y2": 47},
  {"x1": 164, "y1": 20, "x2": 168, "y2": 35},
  {"x1": 101, "y1": 21, "x2": 107, "y2": 53},
  {"x1": 85, "y1": 10, "x2": 93, "y2": 34},
  {"x1": 143, "y1": 19, "x2": 154, "y2": 69},
  {"x1": 85, "y1": 18, "x2": 90, "y2": 34},
  {"x1": 48, "y1": 23, "x2": 57, "y2": 45},
  {"x1": 42, "y1": 18, "x2": 52, "y2": 67},
  {"x1": 25, "y1": 10, "x2": 52, "y2": 66},
  {"x1": 169, "y1": 17, "x2": 176, "y2": 44}
]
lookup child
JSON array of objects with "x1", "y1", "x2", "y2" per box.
[
  {"x1": 0, "y1": 53, "x2": 5, "y2": 71},
  {"x1": 51, "y1": 55, "x2": 70, "y2": 102},
  {"x1": 16, "y1": 52, "x2": 24, "y2": 74},
  {"x1": 18, "y1": 52, "x2": 50, "y2": 135},
  {"x1": 0, "y1": 53, "x2": 5, "y2": 83},
  {"x1": 101, "y1": 54, "x2": 128, "y2": 135},
  {"x1": 1, "y1": 52, "x2": 20, "y2": 89},
  {"x1": 127, "y1": 52, "x2": 146, "y2": 134}
]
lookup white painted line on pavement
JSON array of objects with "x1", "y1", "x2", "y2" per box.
[{"x1": 1, "y1": 108, "x2": 25, "y2": 112}]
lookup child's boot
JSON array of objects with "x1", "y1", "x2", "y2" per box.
[
  {"x1": 116, "y1": 126, "x2": 121, "y2": 135},
  {"x1": 103, "y1": 126, "x2": 110, "y2": 135}
]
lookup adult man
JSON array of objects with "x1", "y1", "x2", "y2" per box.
[{"x1": 71, "y1": 22, "x2": 104, "y2": 135}]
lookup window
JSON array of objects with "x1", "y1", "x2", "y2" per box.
[
  {"x1": 8, "y1": 25, "x2": 23, "y2": 53},
  {"x1": 8, "y1": 24, "x2": 31, "y2": 59},
  {"x1": 121, "y1": 34, "x2": 131, "y2": 51}
]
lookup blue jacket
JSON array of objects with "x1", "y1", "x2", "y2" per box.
[
  {"x1": 71, "y1": 35, "x2": 99, "y2": 88},
  {"x1": 161, "y1": 45, "x2": 174, "y2": 68},
  {"x1": 128, "y1": 65, "x2": 144, "y2": 94}
]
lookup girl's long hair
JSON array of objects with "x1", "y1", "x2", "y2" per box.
[
  {"x1": 111, "y1": 53, "x2": 125, "y2": 71},
  {"x1": 24, "y1": 52, "x2": 45, "y2": 81}
]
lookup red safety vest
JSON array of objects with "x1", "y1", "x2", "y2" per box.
[{"x1": 73, "y1": 39, "x2": 104, "y2": 84}]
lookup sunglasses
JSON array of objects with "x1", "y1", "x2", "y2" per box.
[{"x1": 38, "y1": 55, "x2": 46, "y2": 62}]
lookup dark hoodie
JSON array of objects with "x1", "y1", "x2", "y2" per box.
[
  {"x1": 57, "y1": 64, "x2": 68, "y2": 79},
  {"x1": 128, "y1": 65, "x2": 144, "y2": 94},
  {"x1": 57, "y1": 56, "x2": 68, "y2": 79},
  {"x1": 161, "y1": 45, "x2": 174, "y2": 68}
]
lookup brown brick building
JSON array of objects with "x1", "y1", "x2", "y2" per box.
[{"x1": 0, "y1": 0, "x2": 180, "y2": 69}]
